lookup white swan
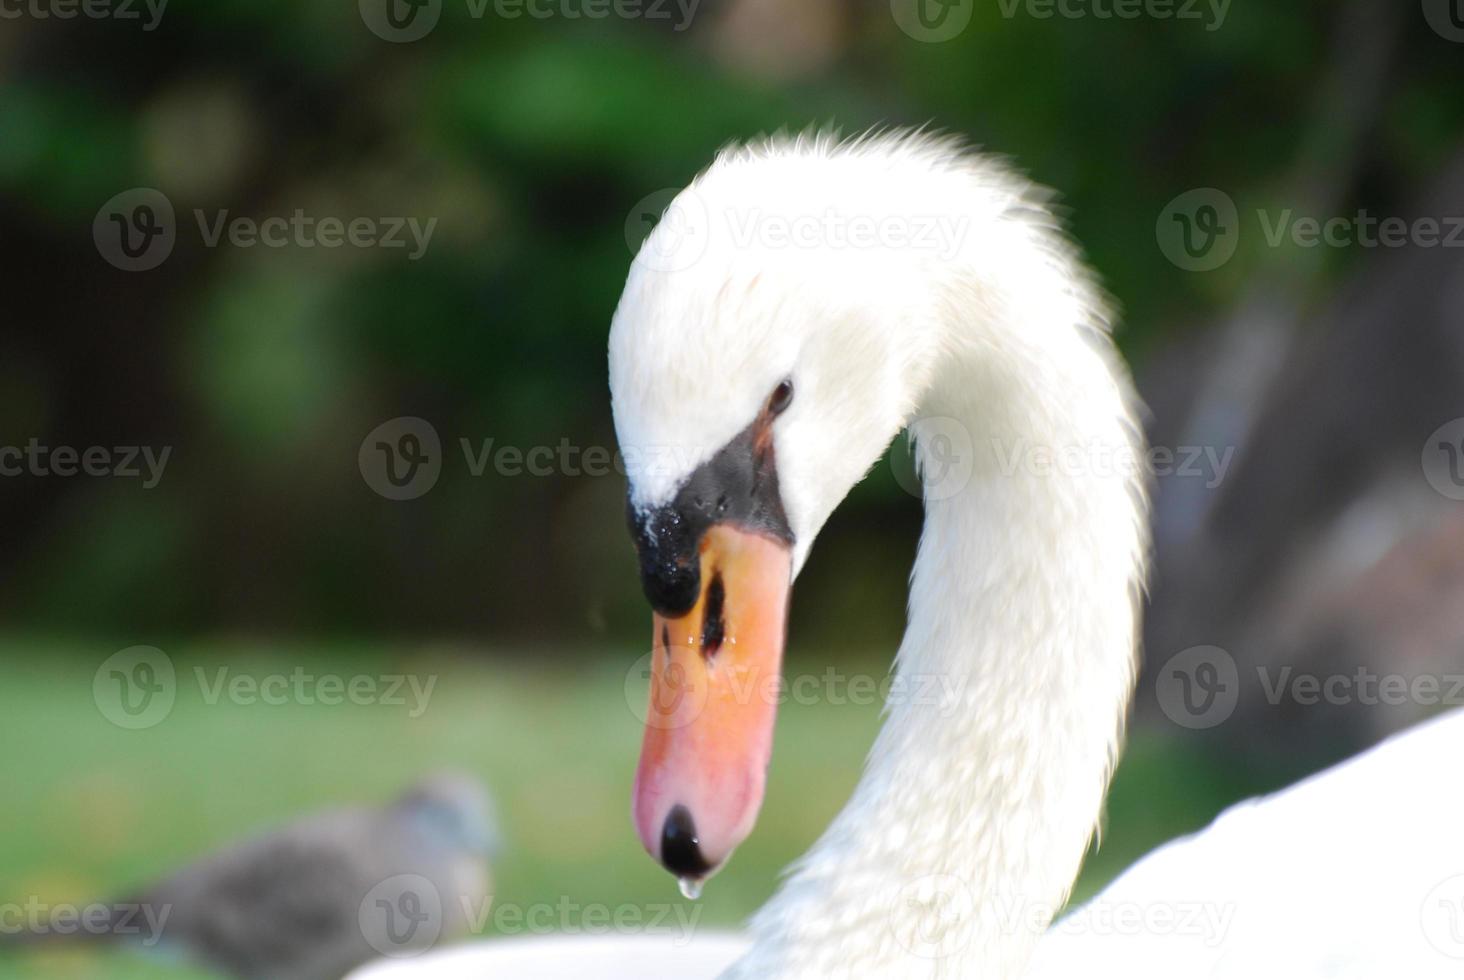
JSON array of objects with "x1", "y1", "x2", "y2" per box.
[{"x1": 353, "y1": 132, "x2": 1464, "y2": 979}]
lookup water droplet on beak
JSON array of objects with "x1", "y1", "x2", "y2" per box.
[{"x1": 678, "y1": 876, "x2": 704, "y2": 901}]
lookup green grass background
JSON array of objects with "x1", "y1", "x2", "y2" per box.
[{"x1": 0, "y1": 641, "x2": 1244, "y2": 979}]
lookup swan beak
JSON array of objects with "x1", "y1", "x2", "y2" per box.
[{"x1": 632, "y1": 523, "x2": 792, "y2": 885}]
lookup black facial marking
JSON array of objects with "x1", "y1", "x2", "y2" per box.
[
  {"x1": 700, "y1": 572, "x2": 725, "y2": 658},
  {"x1": 628, "y1": 412, "x2": 793, "y2": 617}
]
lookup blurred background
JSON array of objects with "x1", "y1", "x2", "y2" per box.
[{"x1": 2, "y1": 0, "x2": 1464, "y2": 976}]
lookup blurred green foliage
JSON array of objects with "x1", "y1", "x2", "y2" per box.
[{"x1": 2, "y1": 3, "x2": 1462, "y2": 646}]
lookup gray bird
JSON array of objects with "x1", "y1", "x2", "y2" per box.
[{"x1": 8, "y1": 773, "x2": 497, "y2": 980}]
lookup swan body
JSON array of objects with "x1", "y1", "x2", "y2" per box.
[
  {"x1": 1027, "y1": 706, "x2": 1464, "y2": 980},
  {"x1": 350, "y1": 132, "x2": 1448, "y2": 979}
]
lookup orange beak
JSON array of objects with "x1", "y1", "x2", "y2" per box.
[{"x1": 632, "y1": 523, "x2": 793, "y2": 885}]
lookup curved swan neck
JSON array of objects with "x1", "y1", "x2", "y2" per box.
[{"x1": 731, "y1": 168, "x2": 1149, "y2": 979}]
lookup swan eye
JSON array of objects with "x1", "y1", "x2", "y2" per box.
[{"x1": 768, "y1": 379, "x2": 794, "y2": 416}]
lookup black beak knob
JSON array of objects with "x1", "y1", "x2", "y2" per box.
[
  {"x1": 628, "y1": 502, "x2": 702, "y2": 616},
  {"x1": 660, "y1": 804, "x2": 712, "y2": 877}
]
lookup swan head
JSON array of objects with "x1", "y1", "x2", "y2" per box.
[{"x1": 609, "y1": 138, "x2": 944, "y2": 887}]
